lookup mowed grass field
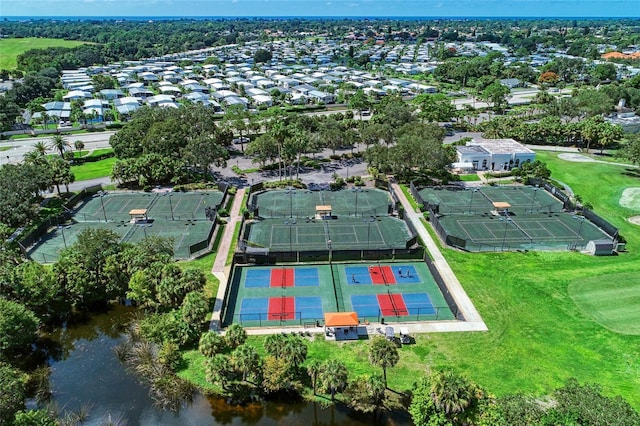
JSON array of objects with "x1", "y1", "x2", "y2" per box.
[
  {"x1": 182, "y1": 150, "x2": 640, "y2": 408},
  {"x1": 0, "y1": 37, "x2": 87, "y2": 69}
]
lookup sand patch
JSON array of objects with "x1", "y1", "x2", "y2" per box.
[
  {"x1": 629, "y1": 216, "x2": 640, "y2": 226},
  {"x1": 620, "y1": 188, "x2": 640, "y2": 210},
  {"x1": 558, "y1": 153, "x2": 595, "y2": 162}
]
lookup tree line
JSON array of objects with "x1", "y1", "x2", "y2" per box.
[{"x1": 0, "y1": 231, "x2": 210, "y2": 424}]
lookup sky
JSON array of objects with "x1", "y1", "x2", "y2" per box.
[{"x1": 2, "y1": 0, "x2": 638, "y2": 18}]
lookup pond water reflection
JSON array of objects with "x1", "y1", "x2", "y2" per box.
[{"x1": 43, "y1": 305, "x2": 410, "y2": 425}]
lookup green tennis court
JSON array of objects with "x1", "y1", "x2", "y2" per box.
[
  {"x1": 438, "y1": 213, "x2": 611, "y2": 251},
  {"x1": 246, "y1": 216, "x2": 412, "y2": 251},
  {"x1": 27, "y1": 190, "x2": 222, "y2": 263},
  {"x1": 222, "y1": 261, "x2": 455, "y2": 328},
  {"x1": 75, "y1": 191, "x2": 223, "y2": 222},
  {"x1": 419, "y1": 185, "x2": 563, "y2": 215},
  {"x1": 252, "y1": 188, "x2": 392, "y2": 218}
]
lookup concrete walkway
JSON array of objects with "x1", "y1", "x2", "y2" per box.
[
  {"x1": 391, "y1": 183, "x2": 488, "y2": 332},
  {"x1": 209, "y1": 188, "x2": 246, "y2": 330}
]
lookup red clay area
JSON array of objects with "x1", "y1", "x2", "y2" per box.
[
  {"x1": 270, "y1": 268, "x2": 294, "y2": 287},
  {"x1": 369, "y1": 265, "x2": 396, "y2": 285},
  {"x1": 377, "y1": 294, "x2": 408, "y2": 316}
]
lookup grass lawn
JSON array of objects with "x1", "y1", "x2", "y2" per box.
[
  {"x1": 568, "y1": 273, "x2": 640, "y2": 335},
  {"x1": 0, "y1": 38, "x2": 87, "y2": 69},
  {"x1": 70, "y1": 157, "x2": 116, "y2": 181},
  {"x1": 180, "y1": 150, "x2": 640, "y2": 409},
  {"x1": 459, "y1": 173, "x2": 481, "y2": 182}
]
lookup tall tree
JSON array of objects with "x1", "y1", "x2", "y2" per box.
[
  {"x1": 232, "y1": 345, "x2": 262, "y2": 383},
  {"x1": 199, "y1": 331, "x2": 227, "y2": 358},
  {"x1": 0, "y1": 300, "x2": 39, "y2": 358},
  {"x1": 225, "y1": 324, "x2": 247, "y2": 350},
  {"x1": 49, "y1": 134, "x2": 70, "y2": 157},
  {"x1": 413, "y1": 93, "x2": 456, "y2": 123},
  {"x1": 368, "y1": 336, "x2": 400, "y2": 388},
  {"x1": 318, "y1": 359, "x2": 348, "y2": 401}
]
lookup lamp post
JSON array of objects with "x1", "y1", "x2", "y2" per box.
[
  {"x1": 364, "y1": 216, "x2": 375, "y2": 251},
  {"x1": 353, "y1": 188, "x2": 362, "y2": 217},
  {"x1": 99, "y1": 192, "x2": 108, "y2": 222},
  {"x1": 288, "y1": 186, "x2": 295, "y2": 218},
  {"x1": 167, "y1": 191, "x2": 174, "y2": 221},
  {"x1": 468, "y1": 188, "x2": 478, "y2": 214},
  {"x1": 327, "y1": 239, "x2": 332, "y2": 264},
  {"x1": 500, "y1": 217, "x2": 510, "y2": 252},
  {"x1": 139, "y1": 224, "x2": 149, "y2": 239},
  {"x1": 530, "y1": 186, "x2": 538, "y2": 213},
  {"x1": 572, "y1": 215, "x2": 586, "y2": 249},
  {"x1": 285, "y1": 219, "x2": 296, "y2": 253},
  {"x1": 58, "y1": 226, "x2": 67, "y2": 249}
]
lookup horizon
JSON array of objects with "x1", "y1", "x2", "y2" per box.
[{"x1": 3, "y1": 0, "x2": 639, "y2": 19}]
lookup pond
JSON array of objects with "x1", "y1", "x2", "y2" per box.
[{"x1": 40, "y1": 305, "x2": 411, "y2": 425}]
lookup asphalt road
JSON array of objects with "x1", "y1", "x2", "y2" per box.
[{"x1": 1, "y1": 131, "x2": 117, "y2": 164}]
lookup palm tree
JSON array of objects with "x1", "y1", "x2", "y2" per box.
[
  {"x1": 50, "y1": 134, "x2": 70, "y2": 157},
  {"x1": 23, "y1": 150, "x2": 45, "y2": 166},
  {"x1": 318, "y1": 359, "x2": 348, "y2": 401},
  {"x1": 224, "y1": 324, "x2": 247, "y2": 349},
  {"x1": 264, "y1": 333, "x2": 287, "y2": 357},
  {"x1": 41, "y1": 112, "x2": 49, "y2": 130},
  {"x1": 74, "y1": 140, "x2": 85, "y2": 158},
  {"x1": 429, "y1": 369, "x2": 474, "y2": 421},
  {"x1": 306, "y1": 359, "x2": 321, "y2": 396},
  {"x1": 33, "y1": 141, "x2": 48, "y2": 156},
  {"x1": 198, "y1": 331, "x2": 227, "y2": 358},
  {"x1": 368, "y1": 336, "x2": 399, "y2": 388},
  {"x1": 282, "y1": 335, "x2": 308, "y2": 369},
  {"x1": 205, "y1": 354, "x2": 234, "y2": 391},
  {"x1": 232, "y1": 345, "x2": 262, "y2": 383}
]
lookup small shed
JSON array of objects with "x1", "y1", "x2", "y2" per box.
[
  {"x1": 492, "y1": 201, "x2": 511, "y2": 215},
  {"x1": 585, "y1": 239, "x2": 615, "y2": 256},
  {"x1": 129, "y1": 209, "x2": 148, "y2": 223},
  {"x1": 324, "y1": 312, "x2": 359, "y2": 341},
  {"x1": 315, "y1": 205, "x2": 333, "y2": 219}
]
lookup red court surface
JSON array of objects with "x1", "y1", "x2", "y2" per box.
[
  {"x1": 270, "y1": 268, "x2": 294, "y2": 287},
  {"x1": 369, "y1": 266, "x2": 396, "y2": 285},
  {"x1": 268, "y1": 296, "x2": 295, "y2": 320},
  {"x1": 376, "y1": 294, "x2": 408, "y2": 316}
]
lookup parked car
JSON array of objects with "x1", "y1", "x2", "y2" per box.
[{"x1": 232, "y1": 136, "x2": 250, "y2": 144}]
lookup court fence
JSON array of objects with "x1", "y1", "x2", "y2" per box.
[
  {"x1": 414, "y1": 180, "x2": 619, "y2": 252},
  {"x1": 18, "y1": 184, "x2": 104, "y2": 257},
  {"x1": 229, "y1": 306, "x2": 454, "y2": 327},
  {"x1": 187, "y1": 218, "x2": 218, "y2": 258},
  {"x1": 233, "y1": 246, "x2": 425, "y2": 264},
  {"x1": 424, "y1": 253, "x2": 464, "y2": 320},
  {"x1": 533, "y1": 178, "x2": 620, "y2": 241}
]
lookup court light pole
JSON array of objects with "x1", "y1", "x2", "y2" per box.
[
  {"x1": 167, "y1": 192, "x2": 174, "y2": 221},
  {"x1": 572, "y1": 215, "x2": 586, "y2": 249},
  {"x1": 364, "y1": 216, "x2": 375, "y2": 251},
  {"x1": 327, "y1": 239, "x2": 332, "y2": 264},
  {"x1": 288, "y1": 186, "x2": 295, "y2": 218},
  {"x1": 58, "y1": 225, "x2": 67, "y2": 249},
  {"x1": 530, "y1": 186, "x2": 538, "y2": 213},
  {"x1": 353, "y1": 188, "x2": 362, "y2": 217},
  {"x1": 285, "y1": 219, "x2": 296, "y2": 253},
  {"x1": 99, "y1": 192, "x2": 108, "y2": 222},
  {"x1": 500, "y1": 217, "x2": 510, "y2": 252},
  {"x1": 468, "y1": 188, "x2": 478, "y2": 214}
]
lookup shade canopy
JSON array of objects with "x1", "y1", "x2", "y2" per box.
[
  {"x1": 492, "y1": 202, "x2": 511, "y2": 209},
  {"x1": 324, "y1": 312, "x2": 359, "y2": 327}
]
